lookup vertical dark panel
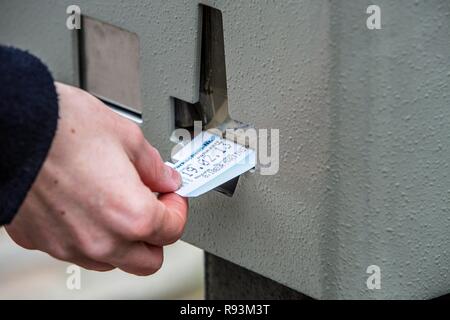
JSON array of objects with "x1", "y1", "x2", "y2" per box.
[{"x1": 205, "y1": 253, "x2": 312, "y2": 300}]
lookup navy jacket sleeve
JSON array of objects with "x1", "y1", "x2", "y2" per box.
[{"x1": 0, "y1": 46, "x2": 59, "y2": 225}]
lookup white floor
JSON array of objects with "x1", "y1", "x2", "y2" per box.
[{"x1": 0, "y1": 228, "x2": 204, "y2": 299}]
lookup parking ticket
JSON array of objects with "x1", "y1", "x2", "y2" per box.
[{"x1": 166, "y1": 131, "x2": 256, "y2": 197}]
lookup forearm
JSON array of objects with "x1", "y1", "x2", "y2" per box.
[{"x1": 0, "y1": 46, "x2": 59, "y2": 225}]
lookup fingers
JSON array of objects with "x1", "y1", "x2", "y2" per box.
[
  {"x1": 75, "y1": 242, "x2": 163, "y2": 276},
  {"x1": 153, "y1": 193, "x2": 189, "y2": 245},
  {"x1": 66, "y1": 258, "x2": 115, "y2": 272},
  {"x1": 118, "y1": 191, "x2": 188, "y2": 247},
  {"x1": 73, "y1": 243, "x2": 163, "y2": 276},
  {"x1": 12, "y1": 84, "x2": 184, "y2": 278},
  {"x1": 113, "y1": 243, "x2": 164, "y2": 276},
  {"x1": 127, "y1": 129, "x2": 181, "y2": 193},
  {"x1": 137, "y1": 142, "x2": 181, "y2": 193}
]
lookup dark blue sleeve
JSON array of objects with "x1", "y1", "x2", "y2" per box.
[{"x1": 0, "y1": 46, "x2": 59, "y2": 225}]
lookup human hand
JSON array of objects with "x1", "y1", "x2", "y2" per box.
[{"x1": 6, "y1": 82, "x2": 188, "y2": 275}]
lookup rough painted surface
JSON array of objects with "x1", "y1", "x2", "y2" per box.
[{"x1": 1, "y1": 0, "x2": 449, "y2": 299}]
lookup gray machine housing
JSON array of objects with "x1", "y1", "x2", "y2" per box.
[{"x1": 1, "y1": 0, "x2": 449, "y2": 299}]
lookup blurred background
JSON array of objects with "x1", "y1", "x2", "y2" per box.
[{"x1": 0, "y1": 228, "x2": 204, "y2": 299}]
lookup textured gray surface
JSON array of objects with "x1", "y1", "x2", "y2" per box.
[{"x1": 1, "y1": 0, "x2": 449, "y2": 299}]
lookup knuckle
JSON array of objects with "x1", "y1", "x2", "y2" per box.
[
  {"x1": 128, "y1": 123, "x2": 145, "y2": 146},
  {"x1": 80, "y1": 238, "x2": 115, "y2": 262},
  {"x1": 128, "y1": 217, "x2": 153, "y2": 241},
  {"x1": 149, "y1": 145, "x2": 162, "y2": 159},
  {"x1": 86, "y1": 245, "x2": 113, "y2": 262},
  {"x1": 51, "y1": 245, "x2": 74, "y2": 262},
  {"x1": 126, "y1": 201, "x2": 160, "y2": 240},
  {"x1": 129, "y1": 216, "x2": 155, "y2": 240},
  {"x1": 122, "y1": 123, "x2": 147, "y2": 158}
]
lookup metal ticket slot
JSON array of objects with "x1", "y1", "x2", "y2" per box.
[{"x1": 172, "y1": 6, "x2": 255, "y2": 196}]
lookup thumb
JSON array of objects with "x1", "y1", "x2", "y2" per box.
[{"x1": 132, "y1": 140, "x2": 182, "y2": 193}]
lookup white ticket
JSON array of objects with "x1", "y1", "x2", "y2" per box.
[{"x1": 166, "y1": 131, "x2": 256, "y2": 197}]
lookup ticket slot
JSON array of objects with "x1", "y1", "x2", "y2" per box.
[{"x1": 171, "y1": 5, "x2": 249, "y2": 197}]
